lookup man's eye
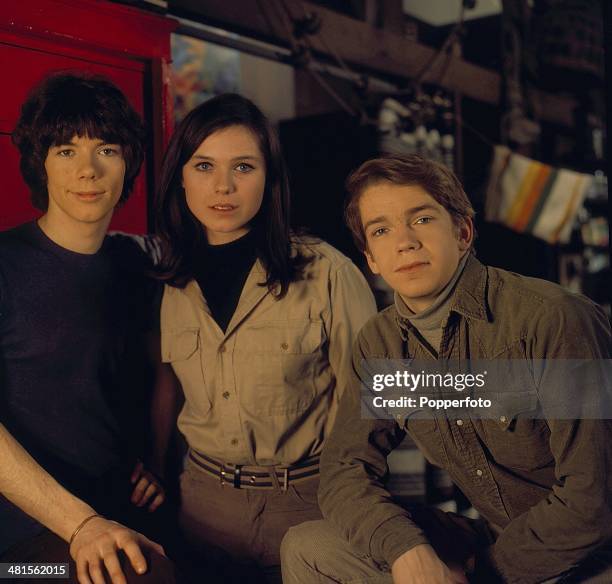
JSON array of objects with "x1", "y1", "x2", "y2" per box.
[
  {"x1": 415, "y1": 216, "x2": 433, "y2": 224},
  {"x1": 236, "y1": 163, "x2": 254, "y2": 172},
  {"x1": 100, "y1": 147, "x2": 120, "y2": 156},
  {"x1": 372, "y1": 227, "x2": 388, "y2": 237}
]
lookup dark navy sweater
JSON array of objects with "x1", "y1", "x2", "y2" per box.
[{"x1": 0, "y1": 222, "x2": 157, "y2": 552}]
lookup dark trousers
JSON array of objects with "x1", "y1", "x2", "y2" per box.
[
  {"x1": 0, "y1": 466, "x2": 183, "y2": 583},
  {"x1": 0, "y1": 530, "x2": 176, "y2": 584}
]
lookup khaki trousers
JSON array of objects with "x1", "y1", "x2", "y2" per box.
[
  {"x1": 281, "y1": 518, "x2": 612, "y2": 584},
  {"x1": 179, "y1": 454, "x2": 322, "y2": 583},
  {"x1": 280, "y1": 505, "x2": 494, "y2": 584}
]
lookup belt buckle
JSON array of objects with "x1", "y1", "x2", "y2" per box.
[
  {"x1": 281, "y1": 467, "x2": 289, "y2": 491},
  {"x1": 220, "y1": 464, "x2": 228, "y2": 487},
  {"x1": 234, "y1": 464, "x2": 242, "y2": 489}
]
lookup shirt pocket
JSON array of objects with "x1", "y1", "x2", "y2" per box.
[
  {"x1": 237, "y1": 319, "x2": 326, "y2": 416},
  {"x1": 161, "y1": 327, "x2": 211, "y2": 413},
  {"x1": 406, "y1": 414, "x2": 450, "y2": 469},
  {"x1": 481, "y1": 392, "x2": 553, "y2": 471}
]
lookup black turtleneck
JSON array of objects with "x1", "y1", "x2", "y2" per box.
[{"x1": 193, "y1": 230, "x2": 258, "y2": 332}]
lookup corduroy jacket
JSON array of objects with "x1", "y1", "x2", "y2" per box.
[{"x1": 319, "y1": 255, "x2": 612, "y2": 584}]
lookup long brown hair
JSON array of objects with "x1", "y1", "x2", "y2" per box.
[{"x1": 155, "y1": 93, "x2": 306, "y2": 296}]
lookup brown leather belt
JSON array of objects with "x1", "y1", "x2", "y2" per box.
[{"x1": 188, "y1": 449, "x2": 319, "y2": 491}]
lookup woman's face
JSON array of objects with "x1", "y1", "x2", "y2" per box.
[{"x1": 182, "y1": 125, "x2": 266, "y2": 245}]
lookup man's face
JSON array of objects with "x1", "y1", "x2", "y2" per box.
[
  {"x1": 359, "y1": 181, "x2": 472, "y2": 313},
  {"x1": 44, "y1": 135, "x2": 125, "y2": 228}
]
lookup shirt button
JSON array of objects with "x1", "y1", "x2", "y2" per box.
[
  {"x1": 500, "y1": 415, "x2": 507, "y2": 423},
  {"x1": 222, "y1": 391, "x2": 230, "y2": 399},
  {"x1": 231, "y1": 438, "x2": 239, "y2": 446},
  {"x1": 456, "y1": 419, "x2": 464, "y2": 426},
  {"x1": 476, "y1": 469, "x2": 483, "y2": 477},
  {"x1": 219, "y1": 346, "x2": 226, "y2": 353},
  {"x1": 280, "y1": 342, "x2": 289, "y2": 350}
]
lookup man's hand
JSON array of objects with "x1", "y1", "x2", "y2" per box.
[
  {"x1": 130, "y1": 461, "x2": 165, "y2": 511},
  {"x1": 392, "y1": 544, "x2": 469, "y2": 584},
  {"x1": 69, "y1": 516, "x2": 165, "y2": 584}
]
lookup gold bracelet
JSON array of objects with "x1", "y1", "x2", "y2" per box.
[{"x1": 69, "y1": 513, "x2": 102, "y2": 546}]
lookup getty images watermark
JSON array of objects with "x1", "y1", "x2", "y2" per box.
[{"x1": 359, "y1": 359, "x2": 612, "y2": 420}]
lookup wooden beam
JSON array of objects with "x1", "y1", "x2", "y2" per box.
[
  {"x1": 379, "y1": 0, "x2": 405, "y2": 35},
  {"x1": 172, "y1": 0, "x2": 574, "y2": 125},
  {"x1": 363, "y1": 0, "x2": 378, "y2": 28},
  {"x1": 1, "y1": 0, "x2": 177, "y2": 59},
  {"x1": 532, "y1": 89, "x2": 574, "y2": 127}
]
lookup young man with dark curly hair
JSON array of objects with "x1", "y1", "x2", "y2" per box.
[
  {"x1": 281, "y1": 154, "x2": 612, "y2": 584},
  {"x1": 0, "y1": 72, "x2": 176, "y2": 584}
]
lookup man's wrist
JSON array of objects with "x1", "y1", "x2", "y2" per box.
[
  {"x1": 146, "y1": 456, "x2": 167, "y2": 481},
  {"x1": 59, "y1": 504, "x2": 98, "y2": 543},
  {"x1": 470, "y1": 545, "x2": 504, "y2": 583},
  {"x1": 371, "y1": 515, "x2": 429, "y2": 567},
  {"x1": 391, "y1": 543, "x2": 430, "y2": 568},
  {"x1": 69, "y1": 514, "x2": 103, "y2": 546}
]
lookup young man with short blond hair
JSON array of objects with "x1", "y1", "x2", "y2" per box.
[{"x1": 281, "y1": 154, "x2": 612, "y2": 584}]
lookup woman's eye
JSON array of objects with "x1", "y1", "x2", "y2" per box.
[
  {"x1": 235, "y1": 163, "x2": 254, "y2": 173},
  {"x1": 57, "y1": 149, "x2": 74, "y2": 157},
  {"x1": 372, "y1": 227, "x2": 388, "y2": 237},
  {"x1": 195, "y1": 162, "x2": 211, "y2": 171}
]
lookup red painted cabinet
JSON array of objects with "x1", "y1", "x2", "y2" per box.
[{"x1": 0, "y1": 0, "x2": 177, "y2": 233}]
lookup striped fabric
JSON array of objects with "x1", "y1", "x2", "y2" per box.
[{"x1": 485, "y1": 145, "x2": 593, "y2": 244}]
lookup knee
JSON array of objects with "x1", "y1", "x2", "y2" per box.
[
  {"x1": 282, "y1": 520, "x2": 391, "y2": 584},
  {"x1": 281, "y1": 519, "x2": 347, "y2": 584},
  {"x1": 281, "y1": 520, "x2": 324, "y2": 568}
]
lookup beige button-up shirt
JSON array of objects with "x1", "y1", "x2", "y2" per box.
[{"x1": 161, "y1": 238, "x2": 376, "y2": 466}]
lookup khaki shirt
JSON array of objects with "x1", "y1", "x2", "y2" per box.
[
  {"x1": 319, "y1": 255, "x2": 612, "y2": 583},
  {"x1": 161, "y1": 238, "x2": 376, "y2": 466}
]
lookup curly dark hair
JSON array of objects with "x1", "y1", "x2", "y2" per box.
[{"x1": 12, "y1": 71, "x2": 145, "y2": 211}]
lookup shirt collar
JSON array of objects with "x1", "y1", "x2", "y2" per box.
[
  {"x1": 448, "y1": 254, "x2": 489, "y2": 321},
  {"x1": 394, "y1": 254, "x2": 490, "y2": 335}
]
